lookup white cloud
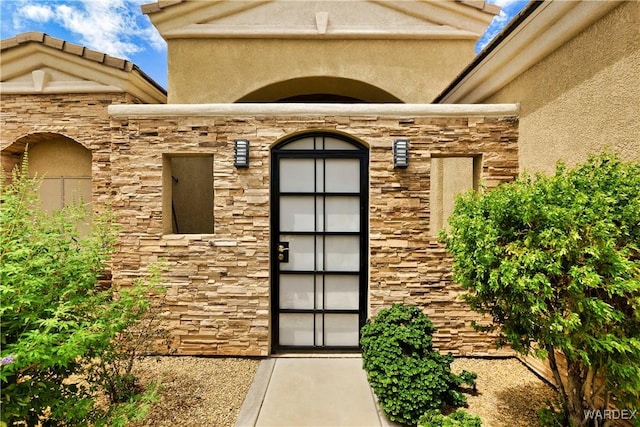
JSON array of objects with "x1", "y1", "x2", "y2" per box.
[
  {"x1": 488, "y1": 0, "x2": 523, "y2": 8},
  {"x1": 21, "y1": 4, "x2": 55, "y2": 22},
  {"x1": 476, "y1": 10, "x2": 511, "y2": 52},
  {"x1": 12, "y1": 0, "x2": 165, "y2": 59}
]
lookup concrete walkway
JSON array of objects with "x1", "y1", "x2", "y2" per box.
[{"x1": 235, "y1": 356, "x2": 399, "y2": 427}]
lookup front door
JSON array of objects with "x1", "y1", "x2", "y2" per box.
[{"x1": 271, "y1": 133, "x2": 368, "y2": 351}]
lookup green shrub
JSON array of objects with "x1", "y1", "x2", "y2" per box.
[
  {"x1": 442, "y1": 153, "x2": 640, "y2": 426},
  {"x1": 360, "y1": 304, "x2": 476, "y2": 425},
  {"x1": 0, "y1": 160, "x2": 166, "y2": 426},
  {"x1": 418, "y1": 409, "x2": 482, "y2": 427}
]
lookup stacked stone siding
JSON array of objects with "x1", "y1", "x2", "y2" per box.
[
  {"x1": 0, "y1": 92, "x2": 139, "y2": 208},
  {"x1": 109, "y1": 111, "x2": 518, "y2": 356}
]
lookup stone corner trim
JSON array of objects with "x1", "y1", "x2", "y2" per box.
[{"x1": 108, "y1": 103, "x2": 520, "y2": 119}]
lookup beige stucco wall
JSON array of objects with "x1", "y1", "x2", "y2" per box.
[
  {"x1": 27, "y1": 137, "x2": 92, "y2": 177},
  {"x1": 167, "y1": 38, "x2": 476, "y2": 103},
  {"x1": 484, "y1": 1, "x2": 640, "y2": 175}
]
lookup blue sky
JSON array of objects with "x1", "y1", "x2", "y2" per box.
[{"x1": 1, "y1": 0, "x2": 529, "y2": 90}]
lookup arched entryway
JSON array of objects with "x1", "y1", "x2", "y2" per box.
[
  {"x1": 2, "y1": 133, "x2": 91, "y2": 212},
  {"x1": 237, "y1": 76, "x2": 403, "y2": 103},
  {"x1": 270, "y1": 132, "x2": 369, "y2": 352}
]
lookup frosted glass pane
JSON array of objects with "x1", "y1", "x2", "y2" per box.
[
  {"x1": 325, "y1": 159, "x2": 359, "y2": 193},
  {"x1": 281, "y1": 137, "x2": 315, "y2": 150},
  {"x1": 280, "y1": 196, "x2": 315, "y2": 232},
  {"x1": 324, "y1": 276, "x2": 360, "y2": 309},
  {"x1": 324, "y1": 137, "x2": 358, "y2": 150},
  {"x1": 324, "y1": 314, "x2": 360, "y2": 346},
  {"x1": 315, "y1": 276, "x2": 324, "y2": 309},
  {"x1": 325, "y1": 196, "x2": 359, "y2": 232},
  {"x1": 325, "y1": 236, "x2": 359, "y2": 271},
  {"x1": 280, "y1": 159, "x2": 315, "y2": 192},
  {"x1": 280, "y1": 235, "x2": 315, "y2": 271},
  {"x1": 315, "y1": 159, "x2": 324, "y2": 192},
  {"x1": 279, "y1": 314, "x2": 314, "y2": 346},
  {"x1": 316, "y1": 237, "x2": 324, "y2": 271},
  {"x1": 316, "y1": 197, "x2": 324, "y2": 232},
  {"x1": 279, "y1": 275, "x2": 314, "y2": 309}
]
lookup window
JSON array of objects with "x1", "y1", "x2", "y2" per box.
[
  {"x1": 430, "y1": 156, "x2": 481, "y2": 235},
  {"x1": 163, "y1": 155, "x2": 214, "y2": 234}
]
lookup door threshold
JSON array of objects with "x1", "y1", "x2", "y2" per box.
[{"x1": 272, "y1": 352, "x2": 362, "y2": 358}]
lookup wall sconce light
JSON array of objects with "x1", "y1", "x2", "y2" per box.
[
  {"x1": 234, "y1": 139, "x2": 250, "y2": 168},
  {"x1": 393, "y1": 139, "x2": 409, "y2": 169}
]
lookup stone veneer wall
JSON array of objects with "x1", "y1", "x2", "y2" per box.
[
  {"x1": 0, "y1": 92, "x2": 139, "y2": 209},
  {"x1": 109, "y1": 105, "x2": 519, "y2": 357}
]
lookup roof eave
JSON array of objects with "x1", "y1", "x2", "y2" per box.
[
  {"x1": 434, "y1": 0, "x2": 624, "y2": 104},
  {"x1": 1, "y1": 32, "x2": 166, "y2": 102}
]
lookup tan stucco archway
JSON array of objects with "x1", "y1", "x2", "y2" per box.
[{"x1": 236, "y1": 76, "x2": 404, "y2": 103}]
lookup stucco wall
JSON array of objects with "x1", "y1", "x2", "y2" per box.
[
  {"x1": 28, "y1": 138, "x2": 92, "y2": 177},
  {"x1": 484, "y1": 1, "x2": 640, "y2": 175},
  {"x1": 109, "y1": 107, "x2": 518, "y2": 356},
  {"x1": 167, "y1": 38, "x2": 475, "y2": 103}
]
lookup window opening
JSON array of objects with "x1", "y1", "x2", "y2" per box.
[{"x1": 163, "y1": 155, "x2": 214, "y2": 234}]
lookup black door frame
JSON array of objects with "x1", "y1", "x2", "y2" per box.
[{"x1": 270, "y1": 132, "x2": 369, "y2": 353}]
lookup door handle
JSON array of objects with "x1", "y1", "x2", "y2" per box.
[{"x1": 278, "y1": 242, "x2": 289, "y2": 262}]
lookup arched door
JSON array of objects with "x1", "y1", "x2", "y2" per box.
[{"x1": 271, "y1": 133, "x2": 369, "y2": 352}]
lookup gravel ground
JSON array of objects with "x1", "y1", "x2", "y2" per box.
[
  {"x1": 129, "y1": 356, "x2": 259, "y2": 427},
  {"x1": 451, "y1": 357, "x2": 557, "y2": 427},
  {"x1": 128, "y1": 356, "x2": 555, "y2": 427}
]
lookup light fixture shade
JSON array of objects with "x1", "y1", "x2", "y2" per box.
[
  {"x1": 393, "y1": 139, "x2": 409, "y2": 169},
  {"x1": 234, "y1": 139, "x2": 250, "y2": 168}
]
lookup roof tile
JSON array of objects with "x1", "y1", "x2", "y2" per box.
[
  {"x1": 42, "y1": 34, "x2": 64, "y2": 50},
  {"x1": 16, "y1": 32, "x2": 44, "y2": 43},
  {"x1": 103, "y1": 55, "x2": 127, "y2": 70},
  {"x1": 62, "y1": 42, "x2": 85, "y2": 56}
]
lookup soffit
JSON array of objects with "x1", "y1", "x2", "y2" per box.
[
  {"x1": 0, "y1": 32, "x2": 166, "y2": 103},
  {"x1": 142, "y1": 0, "x2": 499, "y2": 40}
]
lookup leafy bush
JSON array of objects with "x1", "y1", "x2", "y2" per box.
[
  {"x1": 0, "y1": 160, "x2": 167, "y2": 426},
  {"x1": 418, "y1": 409, "x2": 482, "y2": 427},
  {"x1": 360, "y1": 304, "x2": 476, "y2": 425},
  {"x1": 442, "y1": 153, "x2": 640, "y2": 426}
]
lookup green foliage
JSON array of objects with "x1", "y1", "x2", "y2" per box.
[
  {"x1": 85, "y1": 263, "x2": 172, "y2": 405},
  {"x1": 418, "y1": 409, "x2": 482, "y2": 427},
  {"x1": 538, "y1": 399, "x2": 568, "y2": 427},
  {"x1": 442, "y1": 153, "x2": 640, "y2": 425},
  {"x1": 0, "y1": 160, "x2": 167, "y2": 426},
  {"x1": 361, "y1": 304, "x2": 477, "y2": 426}
]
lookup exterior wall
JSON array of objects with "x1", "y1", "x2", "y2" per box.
[
  {"x1": 0, "y1": 92, "x2": 139, "y2": 209},
  {"x1": 167, "y1": 38, "x2": 475, "y2": 103},
  {"x1": 109, "y1": 108, "x2": 518, "y2": 356},
  {"x1": 28, "y1": 138, "x2": 92, "y2": 177},
  {"x1": 484, "y1": 1, "x2": 640, "y2": 175}
]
